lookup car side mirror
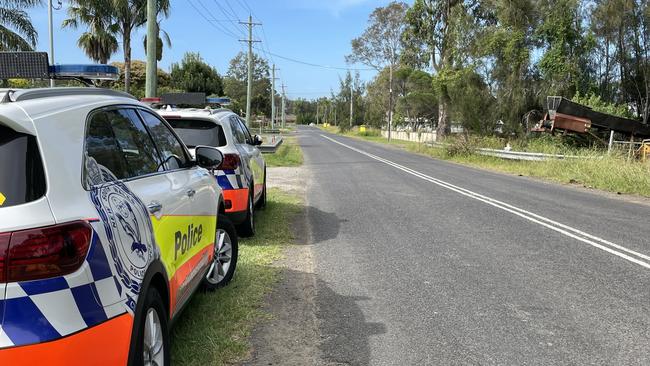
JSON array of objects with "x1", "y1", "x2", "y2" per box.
[
  {"x1": 252, "y1": 134, "x2": 263, "y2": 146},
  {"x1": 195, "y1": 146, "x2": 223, "y2": 169}
]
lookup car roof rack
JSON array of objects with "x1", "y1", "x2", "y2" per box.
[{"x1": 2, "y1": 88, "x2": 136, "y2": 103}]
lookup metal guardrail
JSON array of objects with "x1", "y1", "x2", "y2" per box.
[
  {"x1": 259, "y1": 136, "x2": 283, "y2": 154},
  {"x1": 475, "y1": 148, "x2": 583, "y2": 161},
  {"x1": 427, "y1": 142, "x2": 585, "y2": 161}
]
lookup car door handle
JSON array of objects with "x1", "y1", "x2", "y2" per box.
[
  {"x1": 187, "y1": 189, "x2": 196, "y2": 197},
  {"x1": 147, "y1": 201, "x2": 163, "y2": 214}
]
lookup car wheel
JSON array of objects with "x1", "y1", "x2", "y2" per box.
[
  {"x1": 255, "y1": 168, "x2": 267, "y2": 210},
  {"x1": 204, "y1": 214, "x2": 238, "y2": 290},
  {"x1": 237, "y1": 189, "x2": 255, "y2": 237},
  {"x1": 131, "y1": 288, "x2": 169, "y2": 366}
]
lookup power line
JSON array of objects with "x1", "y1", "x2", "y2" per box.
[
  {"x1": 210, "y1": 0, "x2": 245, "y2": 37},
  {"x1": 252, "y1": 46, "x2": 375, "y2": 71},
  {"x1": 189, "y1": 0, "x2": 240, "y2": 39}
]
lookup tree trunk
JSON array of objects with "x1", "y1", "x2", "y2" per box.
[
  {"x1": 436, "y1": 95, "x2": 451, "y2": 138},
  {"x1": 123, "y1": 27, "x2": 132, "y2": 94}
]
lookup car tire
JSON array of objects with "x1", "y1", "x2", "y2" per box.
[
  {"x1": 237, "y1": 188, "x2": 256, "y2": 237},
  {"x1": 130, "y1": 288, "x2": 170, "y2": 366},
  {"x1": 203, "y1": 214, "x2": 238, "y2": 290},
  {"x1": 256, "y1": 168, "x2": 267, "y2": 210}
]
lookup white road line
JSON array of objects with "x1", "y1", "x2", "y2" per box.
[{"x1": 321, "y1": 134, "x2": 650, "y2": 270}]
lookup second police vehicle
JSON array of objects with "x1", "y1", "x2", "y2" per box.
[
  {"x1": 0, "y1": 53, "x2": 238, "y2": 366},
  {"x1": 149, "y1": 94, "x2": 267, "y2": 237}
]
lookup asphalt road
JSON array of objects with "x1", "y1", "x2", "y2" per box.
[{"x1": 298, "y1": 126, "x2": 650, "y2": 365}]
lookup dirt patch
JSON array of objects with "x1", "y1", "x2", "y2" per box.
[{"x1": 242, "y1": 166, "x2": 334, "y2": 366}]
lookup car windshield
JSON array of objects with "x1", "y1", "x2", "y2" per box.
[
  {"x1": 0, "y1": 125, "x2": 46, "y2": 208},
  {"x1": 166, "y1": 118, "x2": 227, "y2": 148}
]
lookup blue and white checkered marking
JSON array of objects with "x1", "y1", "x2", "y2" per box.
[
  {"x1": 216, "y1": 168, "x2": 245, "y2": 190},
  {"x1": 0, "y1": 232, "x2": 126, "y2": 349}
]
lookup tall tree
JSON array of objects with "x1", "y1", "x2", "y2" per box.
[
  {"x1": 347, "y1": 2, "x2": 408, "y2": 133},
  {"x1": 223, "y1": 51, "x2": 271, "y2": 117},
  {"x1": 0, "y1": 0, "x2": 41, "y2": 51},
  {"x1": 112, "y1": 0, "x2": 169, "y2": 93},
  {"x1": 63, "y1": 0, "x2": 118, "y2": 64},
  {"x1": 403, "y1": 0, "x2": 467, "y2": 138},
  {"x1": 170, "y1": 52, "x2": 223, "y2": 96}
]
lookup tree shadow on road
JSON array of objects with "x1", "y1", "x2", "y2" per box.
[
  {"x1": 244, "y1": 267, "x2": 386, "y2": 366},
  {"x1": 306, "y1": 205, "x2": 347, "y2": 245}
]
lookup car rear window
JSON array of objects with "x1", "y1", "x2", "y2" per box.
[
  {"x1": 0, "y1": 125, "x2": 46, "y2": 208},
  {"x1": 166, "y1": 118, "x2": 227, "y2": 148}
]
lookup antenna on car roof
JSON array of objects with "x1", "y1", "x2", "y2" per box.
[{"x1": 0, "y1": 52, "x2": 119, "y2": 87}]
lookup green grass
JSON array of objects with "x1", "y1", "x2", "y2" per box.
[
  {"x1": 321, "y1": 125, "x2": 650, "y2": 197},
  {"x1": 171, "y1": 188, "x2": 303, "y2": 365},
  {"x1": 265, "y1": 137, "x2": 304, "y2": 167}
]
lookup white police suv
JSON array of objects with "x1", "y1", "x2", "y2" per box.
[
  {"x1": 150, "y1": 94, "x2": 266, "y2": 237},
  {"x1": 0, "y1": 53, "x2": 237, "y2": 366}
]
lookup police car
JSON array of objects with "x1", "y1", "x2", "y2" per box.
[
  {"x1": 0, "y1": 53, "x2": 237, "y2": 365},
  {"x1": 152, "y1": 95, "x2": 266, "y2": 237}
]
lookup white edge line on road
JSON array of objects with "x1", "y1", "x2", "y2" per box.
[{"x1": 320, "y1": 134, "x2": 650, "y2": 270}]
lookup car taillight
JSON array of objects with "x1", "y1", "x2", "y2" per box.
[
  {"x1": 219, "y1": 153, "x2": 241, "y2": 170},
  {"x1": 0, "y1": 221, "x2": 92, "y2": 283},
  {"x1": 0, "y1": 233, "x2": 9, "y2": 283}
]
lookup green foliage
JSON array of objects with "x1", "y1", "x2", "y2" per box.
[
  {"x1": 572, "y1": 92, "x2": 633, "y2": 119},
  {"x1": 0, "y1": 0, "x2": 41, "y2": 51},
  {"x1": 433, "y1": 67, "x2": 497, "y2": 135},
  {"x1": 170, "y1": 52, "x2": 223, "y2": 96},
  {"x1": 110, "y1": 60, "x2": 175, "y2": 99},
  {"x1": 223, "y1": 52, "x2": 271, "y2": 117}
]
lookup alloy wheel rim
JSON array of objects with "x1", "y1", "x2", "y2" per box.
[
  {"x1": 143, "y1": 308, "x2": 164, "y2": 366},
  {"x1": 206, "y1": 228, "x2": 232, "y2": 284}
]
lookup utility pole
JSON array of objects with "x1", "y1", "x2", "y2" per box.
[
  {"x1": 281, "y1": 83, "x2": 286, "y2": 128},
  {"x1": 239, "y1": 15, "x2": 261, "y2": 126},
  {"x1": 47, "y1": 0, "x2": 55, "y2": 87},
  {"x1": 316, "y1": 103, "x2": 320, "y2": 125},
  {"x1": 388, "y1": 49, "x2": 395, "y2": 142},
  {"x1": 350, "y1": 82, "x2": 354, "y2": 128},
  {"x1": 271, "y1": 64, "x2": 280, "y2": 129},
  {"x1": 145, "y1": 0, "x2": 157, "y2": 98}
]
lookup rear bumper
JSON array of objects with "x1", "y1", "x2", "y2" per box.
[
  {"x1": 0, "y1": 313, "x2": 133, "y2": 365},
  {"x1": 223, "y1": 189, "x2": 249, "y2": 223}
]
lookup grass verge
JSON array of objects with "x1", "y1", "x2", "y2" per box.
[
  {"x1": 265, "y1": 136, "x2": 304, "y2": 167},
  {"x1": 319, "y1": 125, "x2": 650, "y2": 198},
  {"x1": 171, "y1": 188, "x2": 303, "y2": 365}
]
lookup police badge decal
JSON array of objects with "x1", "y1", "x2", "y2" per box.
[{"x1": 86, "y1": 156, "x2": 158, "y2": 313}]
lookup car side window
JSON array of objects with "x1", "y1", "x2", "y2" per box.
[
  {"x1": 229, "y1": 117, "x2": 246, "y2": 144},
  {"x1": 85, "y1": 109, "x2": 162, "y2": 181},
  {"x1": 139, "y1": 110, "x2": 189, "y2": 171},
  {"x1": 237, "y1": 118, "x2": 252, "y2": 143}
]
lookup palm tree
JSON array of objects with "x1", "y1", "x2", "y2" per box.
[
  {"x1": 112, "y1": 0, "x2": 169, "y2": 93},
  {"x1": 143, "y1": 20, "x2": 171, "y2": 62},
  {"x1": 0, "y1": 0, "x2": 42, "y2": 51},
  {"x1": 63, "y1": 0, "x2": 119, "y2": 64}
]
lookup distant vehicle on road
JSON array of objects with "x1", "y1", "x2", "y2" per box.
[{"x1": 156, "y1": 102, "x2": 267, "y2": 237}]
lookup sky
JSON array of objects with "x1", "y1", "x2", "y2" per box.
[{"x1": 27, "y1": 0, "x2": 400, "y2": 99}]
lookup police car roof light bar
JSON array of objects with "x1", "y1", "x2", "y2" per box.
[{"x1": 0, "y1": 52, "x2": 119, "y2": 85}]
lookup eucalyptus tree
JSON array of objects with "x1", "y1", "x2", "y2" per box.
[
  {"x1": 346, "y1": 1, "x2": 408, "y2": 138},
  {"x1": 0, "y1": 0, "x2": 41, "y2": 51}
]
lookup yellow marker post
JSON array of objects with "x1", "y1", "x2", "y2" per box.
[{"x1": 0, "y1": 192, "x2": 5, "y2": 206}]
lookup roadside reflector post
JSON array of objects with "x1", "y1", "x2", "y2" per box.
[{"x1": 608, "y1": 130, "x2": 615, "y2": 155}]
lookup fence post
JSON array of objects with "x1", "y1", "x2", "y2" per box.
[{"x1": 608, "y1": 130, "x2": 614, "y2": 155}]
